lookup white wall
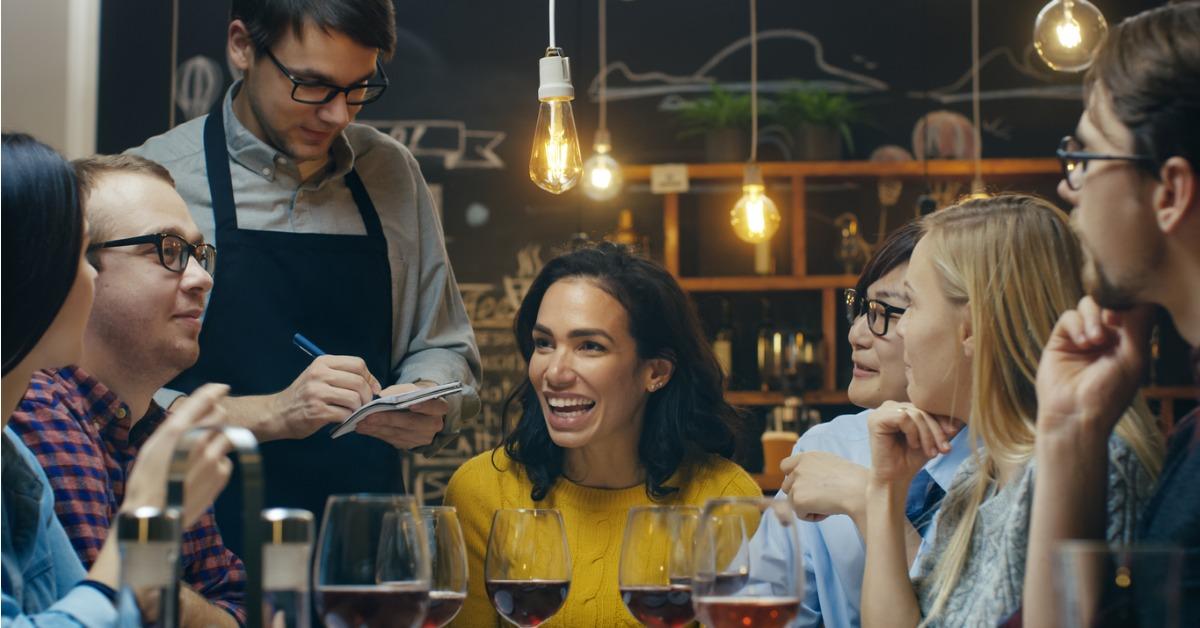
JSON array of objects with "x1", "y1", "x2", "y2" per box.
[{"x1": 1, "y1": 0, "x2": 100, "y2": 159}]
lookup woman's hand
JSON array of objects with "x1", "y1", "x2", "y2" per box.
[
  {"x1": 123, "y1": 384, "x2": 234, "y2": 528},
  {"x1": 867, "y1": 400, "x2": 958, "y2": 487},
  {"x1": 779, "y1": 452, "x2": 869, "y2": 523}
]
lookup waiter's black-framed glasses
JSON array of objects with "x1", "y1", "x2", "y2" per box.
[
  {"x1": 845, "y1": 288, "x2": 906, "y2": 337},
  {"x1": 263, "y1": 48, "x2": 388, "y2": 105},
  {"x1": 89, "y1": 233, "x2": 217, "y2": 275},
  {"x1": 1056, "y1": 135, "x2": 1156, "y2": 191}
]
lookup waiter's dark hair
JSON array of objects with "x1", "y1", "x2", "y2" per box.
[
  {"x1": 500, "y1": 241, "x2": 740, "y2": 502},
  {"x1": 2, "y1": 133, "x2": 85, "y2": 375},
  {"x1": 1084, "y1": 1, "x2": 1200, "y2": 173},
  {"x1": 231, "y1": 0, "x2": 396, "y2": 59},
  {"x1": 853, "y1": 219, "x2": 923, "y2": 300}
]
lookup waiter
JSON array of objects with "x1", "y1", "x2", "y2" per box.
[{"x1": 131, "y1": 0, "x2": 481, "y2": 553}]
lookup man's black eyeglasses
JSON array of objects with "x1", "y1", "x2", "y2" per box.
[
  {"x1": 263, "y1": 48, "x2": 388, "y2": 106},
  {"x1": 845, "y1": 288, "x2": 906, "y2": 337},
  {"x1": 1056, "y1": 135, "x2": 1156, "y2": 191},
  {"x1": 88, "y1": 233, "x2": 217, "y2": 275}
]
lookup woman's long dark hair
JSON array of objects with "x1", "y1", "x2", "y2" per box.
[
  {"x1": 500, "y1": 241, "x2": 741, "y2": 501},
  {"x1": 2, "y1": 134, "x2": 84, "y2": 375}
]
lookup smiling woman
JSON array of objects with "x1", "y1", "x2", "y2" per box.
[{"x1": 444, "y1": 242, "x2": 761, "y2": 627}]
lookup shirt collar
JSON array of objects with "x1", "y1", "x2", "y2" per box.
[
  {"x1": 922, "y1": 423, "x2": 974, "y2": 491},
  {"x1": 53, "y1": 366, "x2": 167, "y2": 450},
  {"x1": 222, "y1": 82, "x2": 356, "y2": 184}
]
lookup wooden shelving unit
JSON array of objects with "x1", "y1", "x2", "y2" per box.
[{"x1": 623, "y1": 159, "x2": 1198, "y2": 419}]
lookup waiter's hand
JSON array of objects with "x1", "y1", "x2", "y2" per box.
[
  {"x1": 271, "y1": 355, "x2": 381, "y2": 440},
  {"x1": 355, "y1": 381, "x2": 448, "y2": 450}
]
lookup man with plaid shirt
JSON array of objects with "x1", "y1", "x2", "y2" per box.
[{"x1": 9, "y1": 154, "x2": 245, "y2": 625}]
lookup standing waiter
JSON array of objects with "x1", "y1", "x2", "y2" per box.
[{"x1": 131, "y1": 0, "x2": 481, "y2": 553}]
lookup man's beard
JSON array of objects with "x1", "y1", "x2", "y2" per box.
[{"x1": 1084, "y1": 255, "x2": 1141, "y2": 311}]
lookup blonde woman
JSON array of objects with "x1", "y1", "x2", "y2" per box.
[{"x1": 859, "y1": 195, "x2": 1163, "y2": 627}]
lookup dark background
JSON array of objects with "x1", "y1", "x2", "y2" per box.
[{"x1": 97, "y1": 0, "x2": 1191, "y2": 487}]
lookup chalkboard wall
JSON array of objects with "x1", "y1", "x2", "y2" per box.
[{"x1": 97, "y1": 0, "x2": 1171, "y2": 499}]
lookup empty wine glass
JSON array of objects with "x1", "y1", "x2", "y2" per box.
[
  {"x1": 692, "y1": 497, "x2": 803, "y2": 628},
  {"x1": 484, "y1": 508, "x2": 571, "y2": 627},
  {"x1": 314, "y1": 495, "x2": 430, "y2": 628},
  {"x1": 420, "y1": 507, "x2": 469, "y2": 628},
  {"x1": 618, "y1": 505, "x2": 700, "y2": 627}
]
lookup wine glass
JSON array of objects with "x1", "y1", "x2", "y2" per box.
[
  {"x1": 420, "y1": 506, "x2": 469, "y2": 628},
  {"x1": 314, "y1": 495, "x2": 431, "y2": 628},
  {"x1": 1055, "y1": 541, "x2": 1183, "y2": 628},
  {"x1": 692, "y1": 497, "x2": 803, "y2": 628},
  {"x1": 484, "y1": 508, "x2": 571, "y2": 627},
  {"x1": 618, "y1": 505, "x2": 700, "y2": 628}
]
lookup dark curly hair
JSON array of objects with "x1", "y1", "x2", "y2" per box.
[{"x1": 500, "y1": 242, "x2": 741, "y2": 501}]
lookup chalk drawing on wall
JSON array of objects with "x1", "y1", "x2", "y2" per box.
[
  {"x1": 175, "y1": 56, "x2": 224, "y2": 121},
  {"x1": 588, "y1": 29, "x2": 889, "y2": 106},
  {"x1": 359, "y1": 119, "x2": 507, "y2": 170},
  {"x1": 910, "y1": 46, "x2": 1079, "y2": 104}
]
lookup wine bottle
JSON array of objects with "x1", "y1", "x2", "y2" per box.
[{"x1": 713, "y1": 299, "x2": 734, "y2": 387}]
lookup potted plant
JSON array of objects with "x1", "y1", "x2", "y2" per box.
[
  {"x1": 772, "y1": 84, "x2": 861, "y2": 160},
  {"x1": 675, "y1": 84, "x2": 754, "y2": 162}
]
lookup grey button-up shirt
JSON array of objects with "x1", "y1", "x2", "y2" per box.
[{"x1": 130, "y1": 85, "x2": 481, "y2": 451}]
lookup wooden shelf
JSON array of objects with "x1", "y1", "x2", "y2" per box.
[
  {"x1": 1143, "y1": 386, "x2": 1199, "y2": 400},
  {"x1": 623, "y1": 158, "x2": 1060, "y2": 181},
  {"x1": 725, "y1": 390, "x2": 851, "y2": 406},
  {"x1": 679, "y1": 275, "x2": 857, "y2": 292}
]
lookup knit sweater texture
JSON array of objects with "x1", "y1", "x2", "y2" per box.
[{"x1": 444, "y1": 448, "x2": 761, "y2": 627}]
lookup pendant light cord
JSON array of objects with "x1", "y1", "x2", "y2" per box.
[
  {"x1": 971, "y1": 0, "x2": 983, "y2": 191},
  {"x1": 549, "y1": 0, "x2": 557, "y2": 48},
  {"x1": 599, "y1": 0, "x2": 608, "y2": 132},
  {"x1": 750, "y1": 0, "x2": 759, "y2": 163}
]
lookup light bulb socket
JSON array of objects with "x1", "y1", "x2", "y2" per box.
[
  {"x1": 742, "y1": 164, "x2": 764, "y2": 188},
  {"x1": 593, "y1": 128, "x2": 612, "y2": 154},
  {"x1": 538, "y1": 50, "x2": 575, "y2": 101}
]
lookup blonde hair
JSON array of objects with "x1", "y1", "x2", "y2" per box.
[{"x1": 917, "y1": 194, "x2": 1163, "y2": 622}]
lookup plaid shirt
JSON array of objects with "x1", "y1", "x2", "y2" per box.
[{"x1": 9, "y1": 366, "x2": 246, "y2": 624}]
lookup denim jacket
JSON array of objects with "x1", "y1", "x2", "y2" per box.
[{"x1": 2, "y1": 428, "x2": 120, "y2": 627}]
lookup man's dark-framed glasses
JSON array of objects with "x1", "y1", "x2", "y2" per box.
[
  {"x1": 844, "y1": 288, "x2": 906, "y2": 337},
  {"x1": 89, "y1": 233, "x2": 217, "y2": 275},
  {"x1": 1056, "y1": 135, "x2": 1156, "y2": 191},
  {"x1": 263, "y1": 48, "x2": 388, "y2": 105}
]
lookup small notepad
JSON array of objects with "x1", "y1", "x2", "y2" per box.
[{"x1": 330, "y1": 381, "x2": 463, "y2": 439}]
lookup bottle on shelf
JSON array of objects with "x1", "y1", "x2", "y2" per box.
[
  {"x1": 757, "y1": 299, "x2": 782, "y2": 392},
  {"x1": 712, "y1": 298, "x2": 734, "y2": 387}
]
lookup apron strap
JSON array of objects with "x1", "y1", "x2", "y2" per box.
[
  {"x1": 203, "y1": 104, "x2": 240, "y2": 233},
  {"x1": 344, "y1": 169, "x2": 384, "y2": 239}
]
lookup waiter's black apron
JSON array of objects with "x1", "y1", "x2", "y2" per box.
[{"x1": 171, "y1": 105, "x2": 398, "y2": 554}]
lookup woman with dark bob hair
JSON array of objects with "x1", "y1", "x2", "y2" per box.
[
  {"x1": 1, "y1": 133, "x2": 232, "y2": 625},
  {"x1": 446, "y1": 241, "x2": 759, "y2": 626}
]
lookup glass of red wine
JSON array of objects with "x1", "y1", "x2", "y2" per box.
[
  {"x1": 484, "y1": 508, "x2": 571, "y2": 627},
  {"x1": 618, "y1": 505, "x2": 700, "y2": 628},
  {"x1": 693, "y1": 497, "x2": 803, "y2": 628},
  {"x1": 314, "y1": 495, "x2": 431, "y2": 628},
  {"x1": 419, "y1": 506, "x2": 469, "y2": 628}
]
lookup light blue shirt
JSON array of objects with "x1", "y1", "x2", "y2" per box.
[
  {"x1": 748, "y1": 409, "x2": 971, "y2": 628},
  {"x1": 1, "y1": 429, "x2": 131, "y2": 627}
]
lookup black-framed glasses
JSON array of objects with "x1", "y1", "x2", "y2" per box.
[
  {"x1": 1056, "y1": 135, "x2": 1156, "y2": 191},
  {"x1": 88, "y1": 233, "x2": 216, "y2": 275},
  {"x1": 263, "y1": 48, "x2": 388, "y2": 105},
  {"x1": 845, "y1": 288, "x2": 906, "y2": 337}
]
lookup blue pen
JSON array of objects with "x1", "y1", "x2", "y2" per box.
[{"x1": 292, "y1": 333, "x2": 326, "y2": 358}]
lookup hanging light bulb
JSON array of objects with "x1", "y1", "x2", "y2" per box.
[
  {"x1": 530, "y1": 48, "x2": 583, "y2": 194},
  {"x1": 1034, "y1": 0, "x2": 1108, "y2": 72},
  {"x1": 730, "y1": 165, "x2": 781, "y2": 244},
  {"x1": 582, "y1": 129, "x2": 623, "y2": 201}
]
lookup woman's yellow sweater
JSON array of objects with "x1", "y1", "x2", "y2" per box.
[{"x1": 444, "y1": 449, "x2": 761, "y2": 627}]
